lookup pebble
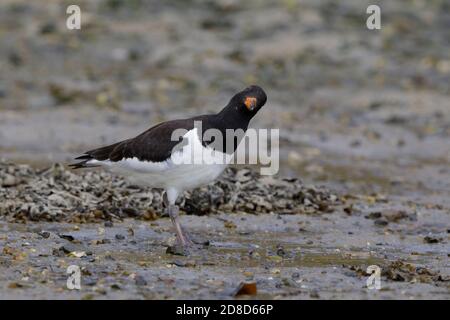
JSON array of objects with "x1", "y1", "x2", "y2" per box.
[
  {"x1": 310, "y1": 290, "x2": 320, "y2": 298},
  {"x1": 58, "y1": 234, "x2": 75, "y2": 241},
  {"x1": 172, "y1": 260, "x2": 197, "y2": 267},
  {"x1": 1, "y1": 174, "x2": 17, "y2": 187},
  {"x1": 423, "y1": 236, "x2": 441, "y2": 244},
  {"x1": 0, "y1": 162, "x2": 340, "y2": 222},
  {"x1": 115, "y1": 234, "x2": 125, "y2": 240},
  {"x1": 374, "y1": 219, "x2": 389, "y2": 226},
  {"x1": 135, "y1": 275, "x2": 147, "y2": 286},
  {"x1": 38, "y1": 231, "x2": 50, "y2": 238},
  {"x1": 166, "y1": 245, "x2": 189, "y2": 256},
  {"x1": 104, "y1": 221, "x2": 114, "y2": 227},
  {"x1": 55, "y1": 243, "x2": 92, "y2": 256}
]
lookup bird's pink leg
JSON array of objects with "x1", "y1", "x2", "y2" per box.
[{"x1": 167, "y1": 204, "x2": 194, "y2": 247}]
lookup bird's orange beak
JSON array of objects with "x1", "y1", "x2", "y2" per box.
[{"x1": 244, "y1": 97, "x2": 257, "y2": 111}]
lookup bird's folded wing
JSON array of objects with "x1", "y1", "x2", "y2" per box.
[{"x1": 69, "y1": 118, "x2": 197, "y2": 169}]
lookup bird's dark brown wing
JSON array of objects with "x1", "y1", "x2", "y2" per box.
[{"x1": 69, "y1": 118, "x2": 200, "y2": 169}]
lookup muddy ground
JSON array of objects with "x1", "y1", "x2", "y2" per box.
[{"x1": 0, "y1": 0, "x2": 449, "y2": 299}]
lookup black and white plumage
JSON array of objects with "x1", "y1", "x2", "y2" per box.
[{"x1": 70, "y1": 85, "x2": 267, "y2": 250}]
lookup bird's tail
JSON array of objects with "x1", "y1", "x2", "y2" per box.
[
  {"x1": 68, "y1": 155, "x2": 99, "y2": 169},
  {"x1": 69, "y1": 142, "x2": 121, "y2": 169}
]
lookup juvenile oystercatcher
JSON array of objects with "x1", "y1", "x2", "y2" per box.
[{"x1": 70, "y1": 85, "x2": 267, "y2": 251}]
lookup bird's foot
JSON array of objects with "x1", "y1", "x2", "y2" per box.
[
  {"x1": 177, "y1": 228, "x2": 195, "y2": 247},
  {"x1": 165, "y1": 203, "x2": 209, "y2": 255},
  {"x1": 166, "y1": 229, "x2": 209, "y2": 256},
  {"x1": 181, "y1": 226, "x2": 210, "y2": 246}
]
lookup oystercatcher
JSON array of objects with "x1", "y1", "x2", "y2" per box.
[{"x1": 70, "y1": 85, "x2": 267, "y2": 250}]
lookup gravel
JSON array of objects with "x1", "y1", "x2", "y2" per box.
[{"x1": 0, "y1": 161, "x2": 339, "y2": 223}]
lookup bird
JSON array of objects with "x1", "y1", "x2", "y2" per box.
[{"x1": 70, "y1": 85, "x2": 267, "y2": 251}]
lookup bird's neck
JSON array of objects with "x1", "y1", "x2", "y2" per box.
[{"x1": 214, "y1": 104, "x2": 252, "y2": 132}]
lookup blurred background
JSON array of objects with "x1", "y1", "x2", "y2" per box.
[{"x1": 0, "y1": 0, "x2": 449, "y2": 198}]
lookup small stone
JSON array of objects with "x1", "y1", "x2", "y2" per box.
[
  {"x1": 172, "y1": 260, "x2": 196, "y2": 267},
  {"x1": 104, "y1": 221, "x2": 113, "y2": 228},
  {"x1": 366, "y1": 212, "x2": 382, "y2": 219},
  {"x1": 310, "y1": 290, "x2": 320, "y2": 298},
  {"x1": 2, "y1": 174, "x2": 17, "y2": 187},
  {"x1": 423, "y1": 236, "x2": 441, "y2": 244},
  {"x1": 270, "y1": 268, "x2": 281, "y2": 274},
  {"x1": 48, "y1": 194, "x2": 68, "y2": 207},
  {"x1": 38, "y1": 231, "x2": 50, "y2": 238},
  {"x1": 166, "y1": 245, "x2": 189, "y2": 256},
  {"x1": 115, "y1": 234, "x2": 125, "y2": 240},
  {"x1": 276, "y1": 245, "x2": 286, "y2": 257},
  {"x1": 68, "y1": 251, "x2": 87, "y2": 258},
  {"x1": 8, "y1": 282, "x2": 25, "y2": 289},
  {"x1": 233, "y1": 282, "x2": 257, "y2": 296},
  {"x1": 374, "y1": 219, "x2": 388, "y2": 226},
  {"x1": 224, "y1": 220, "x2": 237, "y2": 229},
  {"x1": 58, "y1": 234, "x2": 75, "y2": 241},
  {"x1": 57, "y1": 244, "x2": 91, "y2": 256},
  {"x1": 135, "y1": 275, "x2": 147, "y2": 286}
]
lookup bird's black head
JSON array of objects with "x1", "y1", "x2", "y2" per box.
[{"x1": 228, "y1": 85, "x2": 267, "y2": 116}]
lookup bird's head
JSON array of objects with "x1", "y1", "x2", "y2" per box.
[{"x1": 229, "y1": 85, "x2": 267, "y2": 116}]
